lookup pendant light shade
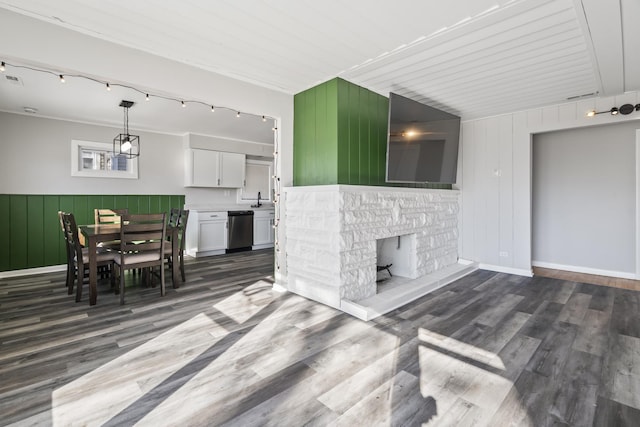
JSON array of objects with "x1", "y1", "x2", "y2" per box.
[{"x1": 113, "y1": 100, "x2": 140, "y2": 158}]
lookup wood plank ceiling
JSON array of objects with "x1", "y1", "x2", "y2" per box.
[{"x1": 0, "y1": 0, "x2": 637, "y2": 121}]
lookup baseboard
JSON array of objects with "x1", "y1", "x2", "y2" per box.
[
  {"x1": 0, "y1": 264, "x2": 66, "y2": 279},
  {"x1": 478, "y1": 263, "x2": 533, "y2": 277},
  {"x1": 531, "y1": 261, "x2": 638, "y2": 280}
]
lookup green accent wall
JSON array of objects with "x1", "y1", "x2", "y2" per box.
[
  {"x1": 0, "y1": 194, "x2": 185, "y2": 272},
  {"x1": 294, "y1": 77, "x2": 451, "y2": 189}
]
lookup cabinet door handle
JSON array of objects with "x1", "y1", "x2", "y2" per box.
[
  {"x1": 210, "y1": 215, "x2": 218, "y2": 218},
  {"x1": 218, "y1": 178, "x2": 221, "y2": 186}
]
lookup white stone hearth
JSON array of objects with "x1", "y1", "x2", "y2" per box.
[{"x1": 284, "y1": 185, "x2": 475, "y2": 320}]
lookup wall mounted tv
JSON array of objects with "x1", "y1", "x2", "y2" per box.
[{"x1": 386, "y1": 92, "x2": 461, "y2": 184}]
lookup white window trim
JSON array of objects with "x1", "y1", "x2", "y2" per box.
[
  {"x1": 237, "y1": 159, "x2": 273, "y2": 203},
  {"x1": 71, "y1": 139, "x2": 138, "y2": 179}
]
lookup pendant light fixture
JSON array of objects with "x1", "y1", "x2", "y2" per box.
[{"x1": 113, "y1": 100, "x2": 140, "y2": 158}]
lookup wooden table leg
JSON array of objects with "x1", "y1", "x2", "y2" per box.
[
  {"x1": 172, "y1": 228, "x2": 180, "y2": 288},
  {"x1": 89, "y1": 237, "x2": 98, "y2": 305}
]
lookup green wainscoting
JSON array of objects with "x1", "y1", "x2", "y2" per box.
[
  {"x1": 294, "y1": 77, "x2": 451, "y2": 190},
  {"x1": 0, "y1": 194, "x2": 185, "y2": 272}
]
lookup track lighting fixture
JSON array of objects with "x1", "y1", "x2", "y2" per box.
[
  {"x1": 587, "y1": 103, "x2": 640, "y2": 118},
  {"x1": 0, "y1": 59, "x2": 276, "y2": 128}
]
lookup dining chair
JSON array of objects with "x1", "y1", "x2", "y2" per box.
[
  {"x1": 94, "y1": 208, "x2": 128, "y2": 251},
  {"x1": 94, "y1": 208, "x2": 128, "y2": 224},
  {"x1": 165, "y1": 209, "x2": 190, "y2": 282},
  {"x1": 61, "y1": 212, "x2": 116, "y2": 302},
  {"x1": 168, "y1": 208, "x2": 180, "y2": 228},
  {"x1": 114, "y1": 213, "x2": 166, "y2": 305},
  {"x1": 58, "y1": 211, "x2": 74, "y2": 292}
]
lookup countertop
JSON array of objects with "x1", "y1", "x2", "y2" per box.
[{"x1": 184, "y1": 203, "x2": 274, "y2": 212}]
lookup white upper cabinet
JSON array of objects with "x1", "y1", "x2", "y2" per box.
[
  {"x1": 219, "y1": 152, "x2": 246, "y2": 188},
  {"x1": 185, "y1": 148, "x2": 245, "y2": 188}
]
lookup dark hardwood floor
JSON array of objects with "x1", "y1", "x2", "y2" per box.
[{"x1": 1, "y1": 251, "x2": 640, "y2": 426}]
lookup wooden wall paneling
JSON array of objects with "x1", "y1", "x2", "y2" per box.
[
  {"x1": 512, "y1": 111, "x2": 532, "y2": 272},
  {"x1": 43, "y1": 195, "x2": 63, "y2": 266},
  {"x1": 0, "y1": 194, "x2": 11, "y2": 271},
  {"x1": 72, "y1": 195, "x2": 89, "y2": 226},
  {"x1": 126, "y1": 195, "x2": 139, "y2": 214},
  {"x1": 337, "y1": 79, "x2": 350, "y2": 184},
  {"x1": 26, "y1": 195, "x2": 44, "y2": 268},
  {"x1": 9, "y1": 195, "x2": 27, "y2": 271},
  {"x1": 460, "y1": 121, "x2": 476, "y2": 261},
  {"x1": 485, "y1": 116, "x2": 501, "y2": 266},
  {"x1": 0, "y1": 194, "x2": 186, "y2": 272},
  {"x1": 558, "y1": 103, "x2": 578, "y2": 123},
  {"x1": 473, "y1": 120, "x2": 489, "y2": 265},
  {"x1": 498, "y1": 115, "x2": 515, "y2": 267},
  {"x1": 542, "y1": 105, "x2": 560, "y2": 128},
  {"x1": 358, "y1": 86, "x2": 371, "y2": 185},
  {"x1": 348, "y1": 82, "x2": 360, "y2": 184},
  {"x1": 314, "y1": 81, "x2": 330, "y2": 185}
]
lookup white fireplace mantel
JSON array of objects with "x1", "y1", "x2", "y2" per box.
[{"x1": 284, "y1": 185, "x2": 476, "y2": 320}]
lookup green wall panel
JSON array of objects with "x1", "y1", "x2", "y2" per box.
[
  {"x1": 27, "y1": 196, "x2": 45, "y2": 268},
  {"x1": 294, "y1": 77, "x2": 451, "y2": 189},
  {"x1": 0, "y1": 194, "x2": 185, "y2": 272},
  {"x1": 295, "y1": 78, "x2": 389, "y2": 186},
  {"x1": 0, "y1": 195, "x2": 11, "y2": 272},
  {"x1": 10, "y1": 195, "x2": 28, "y2": 271}
]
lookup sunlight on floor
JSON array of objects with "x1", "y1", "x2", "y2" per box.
[
  {"x1": 51, "y1": 313, "x2": 224, "y2": 426},
  {"x1": 419, "y1": 328, "x2": 505, "y2": 370},
  {"x1": 213, "y1": 279, "x2": 274, "y2": 324},
  {"x1": 418, "y1": 328, "x2": 533, "y2": 426}
]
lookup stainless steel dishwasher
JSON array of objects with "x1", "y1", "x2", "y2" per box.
[{"x1": 227, "y1": 210, "x2": 254, "y2": 252}]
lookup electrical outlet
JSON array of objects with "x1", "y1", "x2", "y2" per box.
[
  {"x1": 499, "y1": 251, "x2": 509, "y2": 257},
  {"x1": 224, "y1": 190, "x2": 230, "y2": 197}
]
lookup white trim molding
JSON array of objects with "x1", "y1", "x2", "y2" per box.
[
  {"x1": 71, "y1": 139, "x2": 139, "y2": 179},
  {"x1": 532, "y1": 260, "x2": 638, "y2": 281},
  {"x1": 0, "y1": 264, "x2": 66, "y2": 279}
]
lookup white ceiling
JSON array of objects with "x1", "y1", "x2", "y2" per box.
[{"x1": 0, "y1": 0, "x2": 637, "y2": 139}]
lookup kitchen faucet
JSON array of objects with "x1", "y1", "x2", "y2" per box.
[{"x1": 257, "y1": 191, "x2": 262, "y2": 207}]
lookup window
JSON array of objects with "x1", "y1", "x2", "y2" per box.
[
  {"x1": 71, "y1": 140, "x2": 138, "y2": 179},
  {"x1": 239, "y1": 160, "x2": 272, "y2": 203}
]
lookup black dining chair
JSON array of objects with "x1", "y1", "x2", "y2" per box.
[
  {"x1": 165, "y1": 209, "x2": 190, "y2": 283},
  {"x1": 114, "y1": 213, "x2": 167, "y2": 305},
  {"x1": 61, "y1": 212, "x2": 116, "y2": 302}
]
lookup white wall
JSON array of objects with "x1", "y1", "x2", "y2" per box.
[
  {"x1": 0, "y1": 112, "x2": 184, "y2": 195},
  {"x1": 533, "y1": 122, "x2": 637, "y2": 275},
  {"x1": 460, "y1": 91, "x2": 640, "y2": 276}
]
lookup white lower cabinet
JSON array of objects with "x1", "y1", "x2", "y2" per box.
[
  {"x1": 185, "y1": 211, "x2": 228, "y2": 257},
  {"x1": 252, "y1": 209, "x2": 275, "y2": 249}
]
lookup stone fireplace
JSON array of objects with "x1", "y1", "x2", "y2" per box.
[{"x1": 284, "y1": 185, "x2": 473, "y2": 320}]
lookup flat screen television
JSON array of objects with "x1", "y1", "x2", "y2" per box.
[{"x1": 386, "y1": 93, "x2": 460, "y2": 184}]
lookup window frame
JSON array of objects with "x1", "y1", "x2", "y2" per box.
[
  {"x1": 71, "y1": 139, "x2": 139, "y2": 179},
  {"x1": 238, "y1": 159, "x2": 273, "y2": 203}
]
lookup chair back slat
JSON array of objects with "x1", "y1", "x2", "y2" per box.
[
  {"x1": 119, "y1": 213, "x2": 166, "y2": 262},
  {"x1": 61, "y1": 212, "x2": 83, "y2": 259},
  {"x1": 95, "y1": 208, "x2": 128, "y2": 225},
  {"x1": 176, "y1": 210, "x2": 190, "y2": 251},
  {"x1": 168, "y1": 208, "x2": 180, "y2": 228}
]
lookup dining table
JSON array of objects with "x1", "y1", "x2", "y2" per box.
[{"x1": 79, "y1": 223, "x2": 180, "y2": 305}]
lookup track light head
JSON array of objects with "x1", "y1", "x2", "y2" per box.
[
  {"x1": 619, "y1": 104, "x2": 634, "y2": 115},
  {"x1": 610, "y1": 107, "x2": 619, "y2": 115},
  {"x1": 1, "y1": 62, "x2": 5, "y2": 72}
]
